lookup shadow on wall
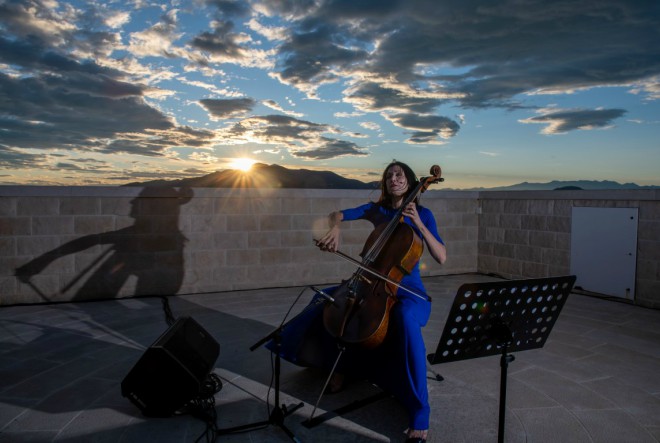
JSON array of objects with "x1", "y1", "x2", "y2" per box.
[{"x1": 14, "y1": 187, "x2": 193, "y2": 302}]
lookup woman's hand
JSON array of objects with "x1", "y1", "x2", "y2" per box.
[
  {"x1": 404, "y1": 203, "x2": 447, "y2": 264},
  {"x1": 403, "y1": 202, "x2": 422, "y2": 227},
  {"x1": 316, "y1": 211, "x2": 343, "y2": 252},
  {"x1": 317, "y1": 225, "x2": 340, "y2": 252}
]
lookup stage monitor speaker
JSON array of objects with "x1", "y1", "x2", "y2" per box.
[{"x1": 121, "y1": 316, "x2": 220, "y2": 417}]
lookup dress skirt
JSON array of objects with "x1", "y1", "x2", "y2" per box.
[{"x1": 267, "y1": 286, "x2": 432, "y2": 430}]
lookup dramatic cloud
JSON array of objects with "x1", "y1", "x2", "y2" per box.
[
  {"x1": 199, "y1": 97, "x2": 256, "y2": 119},
  {"x1": 223, "y1": 114, "x2": 368, "y2": 158},
  {"x1": 0, "y1": 0, "x2": 658, "y2": 185},
  {"x1": 519, "y1": 108, "x2": 627, "y2": 134}
]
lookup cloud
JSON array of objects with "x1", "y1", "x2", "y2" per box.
[
  {"x1": 262, "y1": 99, "x2": 304, "y2": 117},
  {"x1": 385, "y1": 113, "x2": 460, "y2": 144},
  {"x1": 222, "y1": 114, "x2": 368, "y2": 158},
  {"x1": 519, "y1": 107, "x2": 627, "y2": 134},
  {"x1": 268, "y1": 0, "x2": 659, "y2": 130},
  {"x1": 359, "y1": 121, "x2": 380, "y2": 131},
  {"x1": 199, "y1": 97, "x2": 256, "y2": 119},
  {"x1": 270, "y1": 24, "x2": 369, "y2": 95},
  {"x1": 293, "y1": 138, "x2": 369, "y2": 160},
  {"x1": 1, "y1": 0, "x2": 659, "y2": 184},
  {"x1": 128, "y1": 9, "x2": 183, "y2": 58},
  {"x1": 0, "y1": 145, "x2": 49, "y2": 169}
]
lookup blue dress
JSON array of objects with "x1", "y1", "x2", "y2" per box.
[{"x1": 270, "y1": 202, "x2": 444, "y2": 430}]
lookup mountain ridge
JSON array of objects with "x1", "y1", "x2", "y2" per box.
[{"x1": 124, "y1": 163, "x2": 658, "y2": 191}]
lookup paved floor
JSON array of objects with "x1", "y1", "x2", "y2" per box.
[{"x1": 2, "y1": 274, "x2": 660, "y2": 442}]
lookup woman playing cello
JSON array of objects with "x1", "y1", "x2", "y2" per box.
[{"x1": 274, "y1": 160, "x2": 446, "y2": 443}]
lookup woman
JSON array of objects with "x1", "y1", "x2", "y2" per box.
[{"x1": 274, "y1": 161, "x2": 446, "y2": 443}]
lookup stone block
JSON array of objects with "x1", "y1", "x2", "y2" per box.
[
  {"x1": 521, "y1": 214, "x2": 548, "y2": 231},
  {"x1": 32, "y1": 215, "x2": 74, "y2": 235},
  {"x1": 226, "y1": 214, "x2": 258, "y2": 231},
  {"x1": 214, "y1": 197, "x2": 251, "y2": 215},
  {"x1": 493, "y1": 243, "x2": 516, "y2": 259},
  {"x1": 249, "y1": 197, "x2": 282, "y2": 214},
  {"x1": 0, "y1": 237, "x2": 16, "y2": 256},
  {"x1": 503, "y1": 199, "x2": 529, "y2": 214},
  {"x1": 248, "y1": 231, "x2": 281, "y2": 248},
  {"x1": 74, "y1": 216, "x2": 115, "y2": 235},
  {"x1": 547, "y1": 215, "x2": 571, "y2": 233},
  {"x1": 259, "y1": 214, "x2": 291, "y2": 231},
  {"x1": 0, "y1": 217, "x2": 32, "y2": 236},
  {"x1": 515, "y1": 244, "x2": 543, "y2": 263},
  {"x1": 282, "y1": 197, "x2": 311, "y2": 214},
  {"x1": 60, "y1": 197, "x2": 99, "y2": 215},
  {"x1": 0, "y1": 198, "x2": 16, "y2": 216},
  {"x1": 17, "y1": 198, "x2": 59, "y2": 216},
  {"x1": 529, "y1": 199, "x2": 555, "y2": 215},
  {"x1": 529, "y1": 231, "x2": 557, "y2": 249},
  {"x1": 184, "y1": 197, "x2": 215, "y2": 215},
  {"x1": 500, "y1": 214, "x2": 522, "y2": 229},
  {"x1": 260, "y1": 248, "x2": 292, "y2": 265},
  {"x1": 504, "y1": 229, "x2": 529, "y2": 245},
  {"x1": 292, "y1": 214, "x2": 324, "y2": 231},
  {"x1": 226, "y1": 248, "x2": 260, "y2": 266},
  {"x1": 213, "y1": 232, "x2": 248, "y2": 250},
  {"x1": 16, "y1": 235, "x2": 62, "y2": 257}
]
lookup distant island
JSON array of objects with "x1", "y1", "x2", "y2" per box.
[{"x1": 124, "y1": 163, "x2": 658, "y2": 191}]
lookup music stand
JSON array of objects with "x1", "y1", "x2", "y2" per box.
[{"x1": 428, "y1": 275, "x2": 576, "y2": 443}]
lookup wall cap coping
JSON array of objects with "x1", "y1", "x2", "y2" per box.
[{"x1": 0, "y1": 186, "x2": 657, "y2": 201}]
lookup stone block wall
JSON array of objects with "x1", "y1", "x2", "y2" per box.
[
  {"x1": 477, "y1": 190, "x2": 660, "y2": 308},
  {"x1": 1, "y1": 187, "x2": 477, "y2": 305},
  {"x1": 2, "y1": 186, "x2": 658, "y2": 308}
]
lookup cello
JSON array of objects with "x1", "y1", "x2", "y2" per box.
[{"x1": 319, "y1": 165, "x2": 443, "y2": 349}]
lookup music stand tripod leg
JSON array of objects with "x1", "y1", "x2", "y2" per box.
[
  {"x1": 216, "y1": 292, "x2": 329, "y2": 441},
  {"x1": 216, "y1": 329, "x2": 303, "y2": 441}
]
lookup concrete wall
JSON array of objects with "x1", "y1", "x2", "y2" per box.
[
  {"x1": 1, "y1": 187, "x2": 477, "y2": 306},
  {"x1": 2, "y1": 187, "x2": 658, "y2": 308},
  {"x1": 477, "y1": 190, "x2": 660, "y2": 309}
]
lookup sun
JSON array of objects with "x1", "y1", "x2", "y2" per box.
[{"x1": 229, "y1": 157, "x2": 256, "y2": 172}]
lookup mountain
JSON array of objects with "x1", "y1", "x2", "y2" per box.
[
  {"x1": 463, "y1": 180, "x2": 660, "y2": 191},
  {"x1": 124, "y1": 164, "x2": 658, "y2": 191},
  {"x1": 123, "y1": 163, "x2": 379, "y2": 189}
]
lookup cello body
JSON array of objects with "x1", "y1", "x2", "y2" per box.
[{"x1": 322, "y1": 222, "x2": 423, "y2": 348}]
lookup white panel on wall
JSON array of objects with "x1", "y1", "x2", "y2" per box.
[{"x1": 570, "y1": 207, "x2": 638, "y2": 299}]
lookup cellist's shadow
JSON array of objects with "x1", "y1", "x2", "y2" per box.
[{"x1": 14, "y1": 187, "x2": 193, "y2": 302}]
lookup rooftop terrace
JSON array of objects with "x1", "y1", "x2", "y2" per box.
[{"x1": 2, "y1": 274, "x2": 660, "y2": 442}]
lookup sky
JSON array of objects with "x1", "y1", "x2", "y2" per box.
[{"x1": 0, "y1": 0, "x2": 659, "y2": 189}]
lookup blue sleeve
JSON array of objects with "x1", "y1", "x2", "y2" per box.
[
  {"x1": 340, "y1": 202, "x2": 375, "y2": 222},
  {"x1": 418, "y1": 206, "x2": 444, "y2": 245}
]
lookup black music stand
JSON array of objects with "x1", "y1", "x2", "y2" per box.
[{"x1": 428, "y1": 275, "x2": 576, "y2": 443}]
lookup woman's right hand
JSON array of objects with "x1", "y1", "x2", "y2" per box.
[
  {"x1": 317, "y1": 225, "x2": 341, "y2": 252},
  {"x1": 316, "y1": 211, "x2": 343, "y2": 252}
]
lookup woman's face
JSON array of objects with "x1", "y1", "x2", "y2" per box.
[{"x1": 385, "y1": 164, "x2": 409, "y2": 198}]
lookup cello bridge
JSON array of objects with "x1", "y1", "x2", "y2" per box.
[{"x1": 357, "y1": 274, "x2": 373, "y2": 285}]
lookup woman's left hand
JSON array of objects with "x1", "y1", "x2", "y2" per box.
[{"x1": 403, "y1": 202, "x2": 422, "y2": 226}]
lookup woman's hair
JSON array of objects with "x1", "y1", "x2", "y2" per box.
[{"x1": 377, "y1": 160, "x2": 420, "y2": 207}]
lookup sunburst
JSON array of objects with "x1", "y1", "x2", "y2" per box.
[{"x1": 229, "y1": 157, "x2": 256, "y2": 172}]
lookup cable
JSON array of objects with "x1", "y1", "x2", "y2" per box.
[
  {"x1": 160, "y1": 295, "x2": 176, "y2": 326},
  {"x1": 174, "y1": 372, "x2": 224, "y2": 442}
]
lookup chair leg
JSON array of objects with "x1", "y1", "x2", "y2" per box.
[
  {"x1": 427, "y1": 362, "x2": 444, "y2": 381},
  {"x1": 308, "y1": 345, "x2": 345, "y2": 422}
]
